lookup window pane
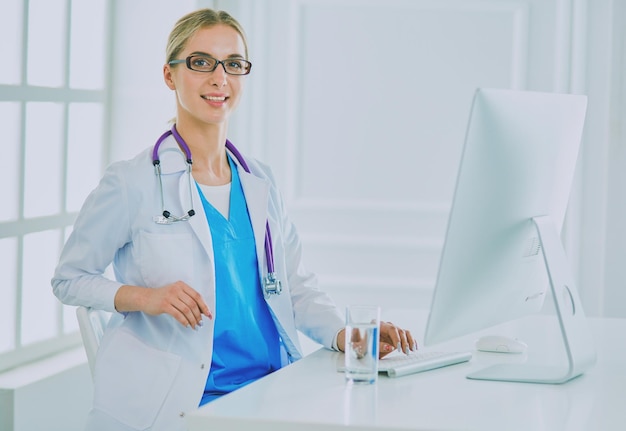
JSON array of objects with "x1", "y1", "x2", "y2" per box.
[
  {"x1": 69, "y1": 0, "x2": 107, "y2": 89},
  {"x1": 24, "y1": 102, "x2": 64, "y2": 218},
  {"x1": 21, "y1": 229, "x2": 62, "y2": 346},
  {"x1": 27, "y1": 0, "x2": 67, "y2": 87},
  {"x1": 0, "y1": 238, "x2": 18, "y2": 353},
  {"x1": 66, "y1": 103, "x2": 103, "y2": 212},
  {"x1": 0, "y1": 0, "x2": 24, "y2": 84},
  {"x1": 0, "y1": 102, "x2": 22, "y2": 222}
]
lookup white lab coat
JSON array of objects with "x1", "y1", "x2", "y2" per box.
[{"x1": 52, "y1": 135, "x2": 345, "y2": 431}]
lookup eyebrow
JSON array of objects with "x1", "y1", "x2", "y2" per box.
[{"x1": 189, "y1": 51, "x2": 246, "y2": 59}]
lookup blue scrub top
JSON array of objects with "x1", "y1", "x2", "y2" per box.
[{"x1": 198, "y1": 155, "x2": 281, "y2": 406}]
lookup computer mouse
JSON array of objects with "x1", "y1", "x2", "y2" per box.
[{"x1": 475, "y1": 335, "x2": 527, "y2": 354}]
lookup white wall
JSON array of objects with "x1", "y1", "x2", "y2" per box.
[
  {"x1": 581, "y1": 0, "x2": 626, "y2": 317},
  {"x1": 108, "y1": 0, "x2": 201, "y2": 162},
  {"x1": 603, "y1": 0, "x2": 626, "y2": 315}
]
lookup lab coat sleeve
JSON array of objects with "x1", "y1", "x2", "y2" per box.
[
  {"x1": 283, "y1": 217, "x2": 345, "y2": 349},
  {"x1": 51, "y1": 162, "x2": 132, "y2": 312}
]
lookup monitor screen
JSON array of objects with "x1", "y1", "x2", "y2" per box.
[{"x1": 423, "y1": 88, "x2": 595, "y2": 383}]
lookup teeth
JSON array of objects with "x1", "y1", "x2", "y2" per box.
[{"x1": 203, "y1": 96, "x2": 226, "y2": 101}]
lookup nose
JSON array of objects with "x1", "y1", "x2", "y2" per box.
[{"x1": 210, "y1": 63, "x2": 228, "y2": 87}]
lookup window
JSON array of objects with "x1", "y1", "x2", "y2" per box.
[{"x1": 0, "y1": 0, "x2": 111, "y2": 372}]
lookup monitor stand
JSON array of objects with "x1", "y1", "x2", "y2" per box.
[{"x1": 467, "y1": 215, "x2": 597, "y2": 384}]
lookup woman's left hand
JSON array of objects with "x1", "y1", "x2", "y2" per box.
[
  {"x1": 337, "y1": 322, "x2": 418, "y2": 359},
  {"x1": 378, "y1": 321, "x2": 418, "y2": 358}
]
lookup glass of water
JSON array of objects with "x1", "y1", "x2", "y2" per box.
[{"x1": 344, "y1": 305, "x2": 381, "y2": 384}]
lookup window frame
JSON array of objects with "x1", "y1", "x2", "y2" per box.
[{"x1": 0, "y1": 0, "x2": 114, "y2": 373}]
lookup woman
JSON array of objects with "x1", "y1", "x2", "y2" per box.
[{"x1": 52, "y1": 8, "x2": 416, "y2": 431}]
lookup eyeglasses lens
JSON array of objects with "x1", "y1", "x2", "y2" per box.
[{"x1": 188, "y1": 55, "x2": 250, "y2": 75}]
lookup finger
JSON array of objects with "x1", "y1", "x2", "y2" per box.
[
  {"x1": 172, "y1": 282, "x2": 211, "y2": 327},
  {"x1": 165, "y1": 284, "x2": 201, "y2": 328},
  {"x1": 353, "y1": 339, "x2": 368, "y2": 359},
  {"x1": 381, "y1": 322, "x2": 413, "y2": 355},
  {"x1": 181, "y1": 285, "x2": 212, "y2": 320},
  {"x1": 166, "y1": 302, "x2": 195, "y2": 328},
  {"x1": 379, "y1": 342, "x2": 395, "y2": 359},
  {"x1": 394, "y1": 325, "x2": 416, "y2": 355},
  {"x1": 397, "y1": 328, "x2": 410, "y2": 355},
  {"x1": 352, "y1": 328, "x2": 362, "y2": 343},
  {"x1": 405, "y1": 330, "x2": 419, "y2": 351},
  {"x1": 380, "y1": 322, "x2": 401, "y2": 350},
  {"x1": 172, "y1": 297, "x2": 200, "y2": 329},
  {"x1": 174, "y1": 286, "x2": 205, "y2": 328}
]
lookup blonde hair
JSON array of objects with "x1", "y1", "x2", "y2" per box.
[{"x1": 165, "y1": 8, "x2": 249, "y2": 63}]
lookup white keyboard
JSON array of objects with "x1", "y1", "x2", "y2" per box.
[{"x1": 378, "y1": 350, "x2": 472, "y2": 378}]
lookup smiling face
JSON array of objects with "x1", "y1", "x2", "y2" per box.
[{"x1": 164, "y1": 24, "x2": 248, "y2": 129}]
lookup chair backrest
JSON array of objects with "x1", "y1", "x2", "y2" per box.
[{"x1": 76, "y1": 306, "x2": 111, "y2": 380}]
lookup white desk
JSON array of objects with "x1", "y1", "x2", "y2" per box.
[{"x1": 187, "y1": 314, "x2": 626, "y2": 431}]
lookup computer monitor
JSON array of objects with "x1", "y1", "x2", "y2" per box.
[{"x1": 423, "y1": 88, "x2": 596, "y2": 384}]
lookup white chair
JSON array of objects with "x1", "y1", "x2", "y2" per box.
[{"x1": 76, "y1": 306, "x2": 111, "y2": 380}]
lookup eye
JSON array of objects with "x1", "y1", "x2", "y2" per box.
[
  {"x1": 190, "y1": 56, "x2": 216, "y2": 69},
  {"x1": 226, "y1": 60, "x2": 243, "y2": 70}
]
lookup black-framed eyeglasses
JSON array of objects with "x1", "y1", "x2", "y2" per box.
[{"x1": 168, "y1": 54, "x2": 252, "y2": 75}]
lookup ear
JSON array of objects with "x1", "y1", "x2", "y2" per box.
[{"x1": 163, "y1": 64, "x2": 176, "y2": 90}]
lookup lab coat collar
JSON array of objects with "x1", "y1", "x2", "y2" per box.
[
  {"x1": 186, "y1": 178, "x2": 214, "y2": 265},
  {"x1": 229, "y1": 152, "x2": 270, "y2": 272},
  {"x1": 172, "y1": 143, "x2": 302, "y2": 360},
  {"x1": 180, "y1": 147, "x2": 271, "y2": 288}
]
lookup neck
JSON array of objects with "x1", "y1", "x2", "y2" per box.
[{"x1": 174, "y1": 119, "x2": 231, "y2": 186}]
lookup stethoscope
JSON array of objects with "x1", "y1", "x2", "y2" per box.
[{"x1": 151, "y1": 125, "x2": 282, "y2": 297}]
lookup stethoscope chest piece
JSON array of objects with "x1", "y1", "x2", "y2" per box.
[{"x1": 263, "y1": 272, "x2": 282, "y2": 298}]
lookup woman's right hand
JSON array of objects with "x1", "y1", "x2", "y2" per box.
[{"x1": 114, "y1": 282, "x2": 212, "y2": 329}]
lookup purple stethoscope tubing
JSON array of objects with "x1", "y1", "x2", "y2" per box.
[{"x1": 152, "y1": 125, "x2": 281, "y2": 295}]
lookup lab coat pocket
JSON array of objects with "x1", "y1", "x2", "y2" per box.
[
  {"x1": 93, "y1": 329, "x2": 182, "y2": 429},
  {"x1": 137, "y1": 231, "x2": 193, "y2": 288}
]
